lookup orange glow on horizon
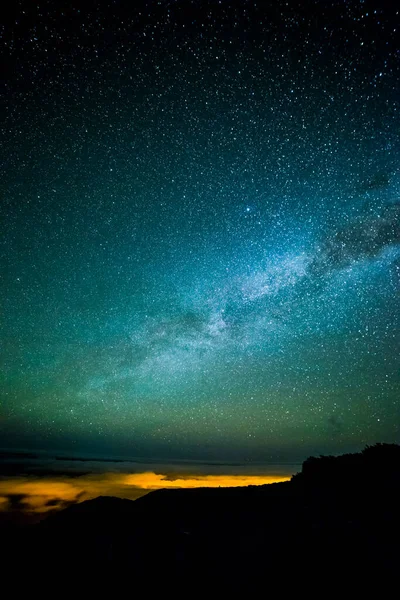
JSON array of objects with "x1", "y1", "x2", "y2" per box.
[
  {"x1": 0, "y1": 471, "x2": 291, "y2": 515},
  {"x1": 122, "y1": 472, "x2": 290, "y2": 489}
]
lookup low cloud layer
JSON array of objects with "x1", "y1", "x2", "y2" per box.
[{"x1": 0, "y1": 470, "x2": 291, "y2": 519}]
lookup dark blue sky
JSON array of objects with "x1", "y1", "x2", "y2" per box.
[{"x1": 1, "y1": 0, "x2": 399, "y2": 463}]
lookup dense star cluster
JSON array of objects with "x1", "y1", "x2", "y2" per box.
[{"x1": 1, "y1": 0, "x2": 399, "y2": 462}]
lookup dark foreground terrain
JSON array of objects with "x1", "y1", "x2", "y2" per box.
[{"x1": 1, "y1": 444, "x2": 399, "y2": 587}]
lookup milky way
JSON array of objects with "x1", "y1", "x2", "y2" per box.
[{"x1": 1, "y1": 0, "x2": 399, "y2": 462}]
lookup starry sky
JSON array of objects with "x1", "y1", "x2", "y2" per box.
[{"x1": 1, "y1": 0, "x2": 399, "y2": 465}]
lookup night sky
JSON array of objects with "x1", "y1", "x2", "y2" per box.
[{"x1": 1, "y1": 0, "x2": 399, "y2": 467}]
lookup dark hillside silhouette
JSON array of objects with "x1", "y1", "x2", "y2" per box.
[
  {"x1": 1, "y1": 444, "x2": 399, "y2": 588},
  {"x1": 293, "y1": 443, "x2": 400, "y2": 488}
]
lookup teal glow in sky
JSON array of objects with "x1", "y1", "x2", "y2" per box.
[{"x1": 1, "y1": 0, "x2": 399, "y2": 463}]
